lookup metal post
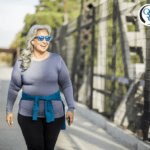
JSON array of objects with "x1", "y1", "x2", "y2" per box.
[
  {"x1": 72, "y1": 15, "x2": 82, "y2": 102},
  {"x1": 71, "y1": 0, "x2": 83, "y2": 101},
  {"x1": 142, "y1": 0, "x2": 150, "y2": 141},
  {"x1": 50, "y1": 29, "x2": 57, "y2": 53},
  {"x1": 110, "y1": 0, "x2": 118, "y2": 121},
  {"x1": 89, "y1": 6, "x2": 96, "y2": 109}
]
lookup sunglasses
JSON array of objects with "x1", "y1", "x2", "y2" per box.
[{"x1": 35, "y1": 36, "x2": 51, "y2": 42}]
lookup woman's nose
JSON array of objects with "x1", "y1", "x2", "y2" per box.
[{"x1": 42, "y1": 38, "x2": 47, "y2": 43}]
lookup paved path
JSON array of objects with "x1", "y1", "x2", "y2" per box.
[{"x1": 0, "y1": 63, "x2": 132, "y2": 150}]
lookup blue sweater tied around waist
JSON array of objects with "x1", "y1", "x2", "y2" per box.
[{"x1": 21, "y1": 89, "x2": 66, "y2": 130}]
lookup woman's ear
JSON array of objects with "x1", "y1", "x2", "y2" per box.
[{"x1": 31, "y1": 41, "x2": 34, "y2": 45}]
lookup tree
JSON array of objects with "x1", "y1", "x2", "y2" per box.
[{"x1": 10, "y1": 0, "x2": 81, "y2": 49}]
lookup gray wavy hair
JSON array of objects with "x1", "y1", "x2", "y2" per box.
[{"x1": 20, "y1": 24, "x2": 51, "y2": 70}]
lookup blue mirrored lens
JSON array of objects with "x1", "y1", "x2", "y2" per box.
[
  {"x1": 45, "y1": 36, "x2": 51, "y2": 41},
  {"x1": 38, "y1": 36, "x2": 44, "y2": 41}
]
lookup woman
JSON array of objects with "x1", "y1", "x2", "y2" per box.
[{"x1": 6, "y1": 24, "x2": 75, "y2": 150}]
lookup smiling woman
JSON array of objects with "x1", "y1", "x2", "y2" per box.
[
  {"x1": 6, "y1": 24, "x2": 75, "y2": 150},
  {"x1": 30, "y1": 29, "x2": 51, "y2": 61},
  {"x1": 20, "y1": 24, "x2": 51, "y2": 69}
]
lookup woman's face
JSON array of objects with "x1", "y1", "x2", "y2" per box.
[{"x1": 31, "y1": 29, "x2": 50, "y2": 53}]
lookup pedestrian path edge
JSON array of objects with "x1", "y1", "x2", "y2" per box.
[{"x1": 74, "y1": 101, "x2": 150, "y2": 150}]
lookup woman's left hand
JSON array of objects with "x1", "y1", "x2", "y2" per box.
[{"x1": 66, "y1": 111, "x2": 74, "y2": 126}]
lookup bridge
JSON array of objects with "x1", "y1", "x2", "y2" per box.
[{"x1": 0, "y1": 48, "x2": 20, "y2": 66}]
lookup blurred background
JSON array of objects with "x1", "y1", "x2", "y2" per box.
[
  {"x1": 0, "y1": 0, "x2": 81, "y2": 66},
  {"x1": 1, "y1": 0, "x2": 150, "y2": 149}
]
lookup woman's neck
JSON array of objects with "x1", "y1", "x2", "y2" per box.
[{"x1": 31, "y1": 51, "x2": 49, "y2": 61}]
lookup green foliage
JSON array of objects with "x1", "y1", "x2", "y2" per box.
[
  {"x1": 140, "y1": 0, "x2": 146, "y2": 7},
  {"x1": 9, "y1": 0, "x2": 81, "y2": 49},
  {"x1": 36, "y1": 0, "x2": 81, "y2": 22},
  {"x1": 94, "y1": 24, "x2": 98, "y2": 67},
  {"x1": 10, "y1": 32, "x2": 26, "y2": 49},
  {"x1": 131, "y1": 55, "x2": 141, "y2": 63},
  {"x1": 127, "y1": 25, "x2": 135, "y2": 32}
]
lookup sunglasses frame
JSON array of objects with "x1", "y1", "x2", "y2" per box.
[{"x1": 35, "y1": 36, "x2": 51, "y2": 42}]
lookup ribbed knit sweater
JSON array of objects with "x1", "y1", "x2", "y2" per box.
[{"x1": 6, "y1": 52, "x2": 75, "y2": 118}]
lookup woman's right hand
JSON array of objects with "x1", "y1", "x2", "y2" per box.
[{"x1": 6, "y1": 113, "x2": 13, "y2": 127}]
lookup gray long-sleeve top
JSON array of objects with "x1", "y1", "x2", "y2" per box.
[{"x1": 6, "y1": 52, "x2": 75, "y2": 118}]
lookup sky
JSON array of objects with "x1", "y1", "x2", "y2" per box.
[{"x1": 0, "y1": 0, "x2": 40, "y2": 49}]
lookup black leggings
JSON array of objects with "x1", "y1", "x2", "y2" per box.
[{"x1": 17, "y1": 113, "x2": 64, "y2": 150}]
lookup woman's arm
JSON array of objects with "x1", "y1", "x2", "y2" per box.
[
  {"x1": 6, "y1": 57, "x2": 23, "y2": 114},
  {"x1": 58, "y1": 56, "x2": 75, "y2": 112}
]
